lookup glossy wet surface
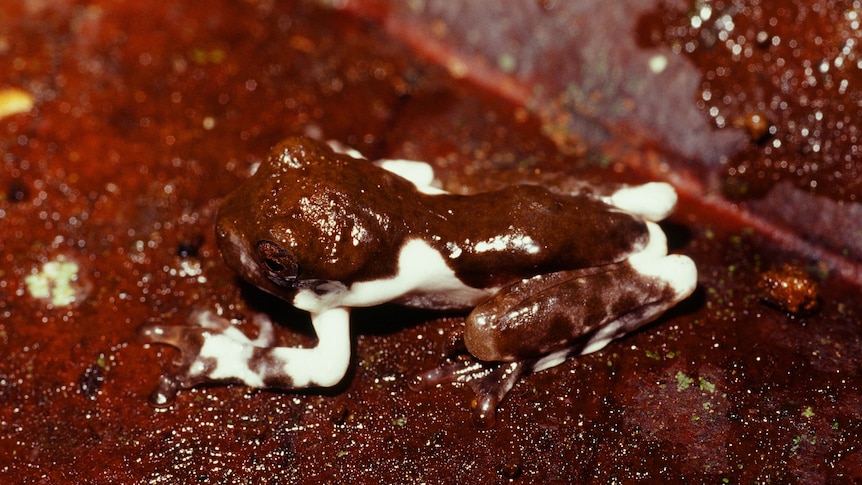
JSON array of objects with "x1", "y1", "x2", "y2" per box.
[{"x1": 1, "y1": 1, "x2": 860, "y2": 483}]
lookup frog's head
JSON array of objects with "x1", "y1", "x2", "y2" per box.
[{"x1": 216, "y1": 136, "x2": 411, "y2": 305}]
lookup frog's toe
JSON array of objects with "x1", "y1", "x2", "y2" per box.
[
  {"x1": 466, "y1": 360, "x2": 529, "y2": 428},
  {"x1": 138, "y1": 322, "x2": 212, "y2": 406},
  {"x1": 148, "y1": 373, "x2": 182, "y2": 408},
  {"x1": 411, "y1": 358, "x2": 530, "y2": 428},
  {"x1": 409, "y1": 359, "x2": 489, "y2": 390},
  {"x1": 138, "y1": 322, "x2": 208, "y2": 363},
  {"x1": 471, "y1": 393, "x2": 500, "y2": 429}
]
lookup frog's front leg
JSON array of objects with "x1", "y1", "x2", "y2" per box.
[{"x1": 141, "y1": 307, "x2": 352, "y2": 406}]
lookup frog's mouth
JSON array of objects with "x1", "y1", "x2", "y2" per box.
[{"x1": 254, "y1": 240, "x2": 348, "y2": 303}]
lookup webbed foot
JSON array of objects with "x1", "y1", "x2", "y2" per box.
[
  {"x1": 139, "y1": 310, "x2": 276, "y2": 406},
  {"x1": 411, "y1": 352, "x2": 532, "y2": 429}
]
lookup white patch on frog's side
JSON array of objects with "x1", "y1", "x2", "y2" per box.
[
  {"x1": 375, "y1": 159, "x2": 445, "y2": 195},
  {"x1": 606, "y1": 182, "x2": 677, "y2": 222},
  {"x1": 290, "y1": 238, "x2": 491, "y2": 315},
  {"x1": 343, "y1": 237, "x2": 494, "y2": 310}
]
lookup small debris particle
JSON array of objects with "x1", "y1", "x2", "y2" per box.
[
  {"x1": 0, "y1": 87, "x2": 34, "y2": 120},
  {"x1": 498, "y1": 53, "x2": 517, "y2": 73},
  {"x1": 757, "y1": 264, "x2": 820, "y2": 314},
  {"x1": 648, "y1": 53, "x2": 668, "y2": 73},
  {"x1": 329, "y1": 404, "x2": 349, "y2": 425},
  {"x1": 79, "y1": 363, "x2": 105, "y2": 399},
  {"x1": 733, "y1": 112, "x2": 772, "y2": 142},
  {"x1": 698, "y1": 377, "x2": 716, "y2": 393},
  {"x1": 499, "y1": 461, "x2": 523, "y2": 479},
  {"x1": 176, "y1": 234, "x2": 203, "y2": 258}
]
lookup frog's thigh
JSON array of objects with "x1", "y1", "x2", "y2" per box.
[
  {"x1": 197, "y1": 307, "x2": 352, "y2": 389},
  {"x1": 579, "y1": 253, "x2": 697, "y2": 357},
  {"x1": 465, "y1": 253, "x2": 696, "y2": 367}
]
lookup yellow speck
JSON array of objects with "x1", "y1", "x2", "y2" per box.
[
  {"x1": 0, "y1": 87, "x2": 34, "y2": 120},
  {"x1": 25, "y1": 259, "x2": 81, "y2": 307},
  {"x1": 447, "y1": 58, "x2": 469, "y2": 79}
]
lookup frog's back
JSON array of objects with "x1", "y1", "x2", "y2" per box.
[{"x1": 420, "y1": 185, "x2": 650, "y2": 289}]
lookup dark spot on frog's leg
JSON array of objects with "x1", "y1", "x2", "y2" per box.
[{"x1": 249, "y1": 347, "x2": 296, "y2": 389}]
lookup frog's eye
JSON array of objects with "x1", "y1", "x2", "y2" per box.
[{"x1": 256, "y1": 240, "x2": 300, "y2": 285}]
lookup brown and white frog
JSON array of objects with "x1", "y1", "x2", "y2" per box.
[{"x1": 141, "y1": 136, "x2": 697, "y2": 427}]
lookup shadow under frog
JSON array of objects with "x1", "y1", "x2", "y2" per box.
[{"x1": 141, "y1": 136, "x2": 697, "y2": 428}]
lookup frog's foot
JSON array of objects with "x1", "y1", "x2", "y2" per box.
[
  {"x1": 139, "y1": 308, "x2": 352, "y2": 407},
  {"x1": 410, "y1": 357, "x2": 531, "y2": 429},
  {"x1": 139, "y1": 310, "x2": 275, "y2": 406},
  {"x1": 606, "y1": 182, "x2": 677, "y2": 222}
]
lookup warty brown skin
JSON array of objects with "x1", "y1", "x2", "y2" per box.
[{"x1": 215, "y1": 136, "x2": 649, "y2": 303}]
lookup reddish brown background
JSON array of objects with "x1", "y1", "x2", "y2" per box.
[{"x1": 1, "y1": 1, "x2": 860, "y2": 483}]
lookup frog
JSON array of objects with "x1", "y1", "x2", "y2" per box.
[{"x1": 140, "y1": 135, "x2": 697, "y2": 427}]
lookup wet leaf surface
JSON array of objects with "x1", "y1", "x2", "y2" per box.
[{"x1": 1, "y1": 0, "x2": 860, "y2": 483}]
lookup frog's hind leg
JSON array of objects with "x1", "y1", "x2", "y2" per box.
[
  {"x1": 414, "y1": 221, "x2": 696, "y2": 427},
  {"x1": 576, "y1": 222, "x2": 697, "y2": 356},
  {"x1": 140, "y1": 307, "x2": 352, "y2": 406}
]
